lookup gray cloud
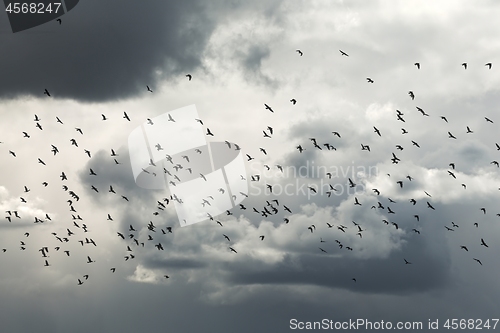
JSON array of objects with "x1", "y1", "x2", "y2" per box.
[
  {"x1": 0, "y1": 1, "x2": 215, "y2": 102},
  {"x1": 2, "y1": 1, "x2": 500, "y2": 332}
]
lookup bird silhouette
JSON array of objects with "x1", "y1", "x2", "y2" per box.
[{"x1": 186, "y1": 74, "x2": 192, "y2": 81}]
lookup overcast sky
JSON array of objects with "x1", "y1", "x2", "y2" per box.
[{"x1": 1, "y1": 1, "x2": 500, "y2": 332}]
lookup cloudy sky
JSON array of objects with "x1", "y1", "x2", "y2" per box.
[{"x1": 1, "y1": 1, "x2": 500, "y2": 332}]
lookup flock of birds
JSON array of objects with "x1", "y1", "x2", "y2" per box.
[{"x1": 1, "y1": 48, "x2": 498, "y2": 287}]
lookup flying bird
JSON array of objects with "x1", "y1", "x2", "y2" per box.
[
  {"x1": 43, "y1": 89, "x2": 50, "y2": 97},
  {"x1": 123, "y1": 112, "x2": 130, "y2": 121},
  {"x1": 339, "y1": 49, "x2": 349, "y2": 57},
  {"x1": 485, "y1": 63, "x2": 492, "y2": 69},
  {"x1": 186, "y1": 74, "x2": 192, "y2": 80},
  {"x1": 147, "y1": 85, "x2": 153, "y2": 92},
  {"x1": 296, "y1": 49, "x2": 303, "y2": 56}
]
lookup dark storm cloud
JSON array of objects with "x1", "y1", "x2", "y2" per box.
[
  {"x1": 0, "y1": 1, "x2": 215, "y2": 101},
  {"x1": 219, "y1": 197, "x2": 473, "y2": 295}
]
